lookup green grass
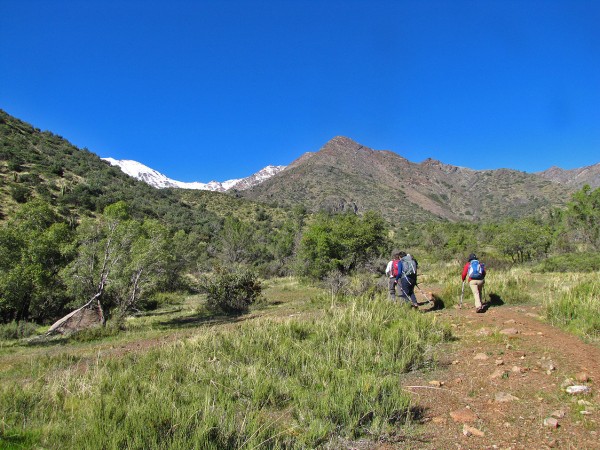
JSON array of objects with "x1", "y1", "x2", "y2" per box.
[
  {"x1": 544, "y1": 280, "x2": 600, "y2": 341},
  {"x1": 0, "y1": 288, "x2": 450, "y2": 449}
]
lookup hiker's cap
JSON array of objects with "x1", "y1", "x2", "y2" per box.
[{"x1": 468, "y1": 253, "x2": 477, "y2": 261}]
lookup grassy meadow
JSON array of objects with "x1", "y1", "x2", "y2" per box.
[{"x1": 1, "y1": 266, "x2": 598, "y2": 449}]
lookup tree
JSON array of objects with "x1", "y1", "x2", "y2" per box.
[
  {"x1": 493, "y1": 218, "x2": 551, "y2": 263},
  {"x1": 216, "y1": 216, "x2": 256, "y2": 265},
  {"x1": 0, "y1": 201, "x2": 73, "y2": 322},
  {"x1": 61, "y1": 201, "x2": 185, "y2": 323},
  {"x1": 565, "y1": 185, "x2": 600, "y2": 251},
  {"x1": 296, "y1": 211, "x2": 388, "y2": 280}
]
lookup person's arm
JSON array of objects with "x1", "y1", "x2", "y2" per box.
[
  {"x1": 396, "y1": 261, "x2": 404, "y2": 281},
  {"x1": 461, "y1": 263, "x2": 469, "y2": 281}
]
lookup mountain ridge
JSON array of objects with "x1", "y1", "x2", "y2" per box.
[
  {"x1": 241, "y1": 136, "x2": 585, "y2": 223},
  {"x1": 103, "y1": 158, "x2": 286, "y2": 192}
]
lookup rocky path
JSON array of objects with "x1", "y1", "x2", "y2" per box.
[{"x1": 395, "y1": 304, "x2": 599, "y2": 449}]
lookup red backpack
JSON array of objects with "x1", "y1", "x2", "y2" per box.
[{"x1": 391, "y1": 259, "x2": 401, "y2": 277}]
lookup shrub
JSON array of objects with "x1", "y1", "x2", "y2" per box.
[
  {"x1": 10, "y1": 185, "x2": 29, "y2": 203},
  {"x1": 202, "y1": 267, "x2": 262, "y2": 315},
  {"x1": 534, "y1": 252, "x2": 600, "y2": 273}
]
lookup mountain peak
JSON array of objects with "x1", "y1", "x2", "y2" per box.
[
  {"x1": 103, "y1": 158, "x2": 286, "y2": 192},
  {"x1": 320, "y1": 136, "x2": 371, "y2": 156}
]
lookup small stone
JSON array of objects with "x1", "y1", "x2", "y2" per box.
[
  {"x1": 504, "y1": 319, "x2": 516, "y2": 324},
  {"x1": 454, "y1": 377, "x2": 463, "y2": 384},
  {"x1": 566, "y1": 385, "x2": 592, "y2": 395},
  {"x1": 539, "y1": 360, "x2": 556, "y2": 371},
  {"x1": 477, "y1": 328, "x2": 492, "y2": 336},
  {"x1": 575, "y1": 372, "x2": 590, "y2": 383},
  {"x1": 548, "y1": 438, "x2": 558, "y2": 448},
  {"x1": 474, "y1": 353, "x2": 489, "y2": 360},
  {"x1": 451, "y1": 360, "x2": 460, "y2": 365},
  {"x1": 544, "y1": 417, "x2": 559, "y2": 428},
  {"x1": 495, "y1": 359, "x2": 505, "y2": 366},
  {"x1": 431, "y1": 416, "x2": 447, "y2": 424},
  {"x1": 490, "y1": 369, "x2": 509, "y2": 380},
  {"x1": 561, "y1": 378, "x2": 576, "y2": 388},
  {"x1": 450, "y1": 408, "x2": 478, "y2": 423},
  {"x1": 462, "y1": 424, "x2": 485, "y2": 437},
  {"x1": 580, "y1": 410, "x2": 592, "y2": 415},
  {"x1": 495, "y1": 392, "x2": 519, "y2": 403},
  {"x1": 551, "y1": 410, "x2": 566, "y2": 419},
  {"x1": 500, "y1": 328, "x2": 519, "y2": 335},
  {"x1": 429, "y1": 380, "x2": 444, "y2": 387},
  {"x1": 506, "y1": 344, "x2": 513, "y2": 349},
  {"x1": 578, "y1": 399, "x2": 593, "y2": 406}
]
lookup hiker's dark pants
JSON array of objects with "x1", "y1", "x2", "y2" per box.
[
  {"x1": 388, "y1": 277, "x2": 398, "y2": 300},
  {"x1": 399, "y1": 277, "x2": 418, "y2": 305}
]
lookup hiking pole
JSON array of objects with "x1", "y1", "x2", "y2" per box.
[
  {"x1": 459, "y1": 280, "x2": 465, "y2": 309},
  {"x1": 413, "y1": 281, "x2": 433, "y2": 305}
]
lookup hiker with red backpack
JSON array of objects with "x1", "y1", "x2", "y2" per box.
[
  {"x1": 461, "y1": 253, "x2": 486, "y2": 313},
  {"x1": 385, "y1": 251, "x2": 419, "y2": 308},
  {"x1": 385, "y1": 251, "x2": 402, "y2": 301}
]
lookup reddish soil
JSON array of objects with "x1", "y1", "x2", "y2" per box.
[{"x1": 387, "y1": 304, "x2": 599, "y2": 449}]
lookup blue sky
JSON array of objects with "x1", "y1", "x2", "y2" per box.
[{"x1": 1, "y1": 0, "x2": 599, "y2": 182}]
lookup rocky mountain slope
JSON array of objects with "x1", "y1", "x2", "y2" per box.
[
  {"x1": 242, "y1": 136, "x2": 574, "y2": 222},
  {"x1": 103, "y1": 158, "x2": 286, "y2": 192},
  {"x1": 537, "y1": 164, "x2": 600, "y2": 189}
]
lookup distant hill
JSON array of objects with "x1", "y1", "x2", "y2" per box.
[
  {"x1": 536, "y1": 164, "x2": 600, "y2": 189},
  {"x1": 1, "y1": 110, "x2": 589, "y2": 226},
  {"x1": 0, "y1": 110, "x2": 283, "y2": 232},
  {"x1": 241, "y1": 136, "x2": 575, "y2": 222}
]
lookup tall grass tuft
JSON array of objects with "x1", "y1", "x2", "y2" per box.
[
  {"x1": 544, "y1": 281, "x2": 600, "y2": 340},
  {"x1": 0, "y1": 294, "x2": 450, "y2": 449}
]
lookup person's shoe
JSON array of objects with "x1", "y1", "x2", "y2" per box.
[
  {"x1": 411, "y1": 303, "x2": 419, "y2": 309},
  {"x1": 476, "y1": 307, "x2": 484, "y2": 313}
]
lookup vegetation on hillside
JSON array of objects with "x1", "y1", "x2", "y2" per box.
[{"x1": 1, "y1": 110, "x2": 599, "y2": 448}]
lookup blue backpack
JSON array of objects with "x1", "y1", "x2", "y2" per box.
[{"x1": 468, "y1": 260, "x2": 485, "y2": 280}]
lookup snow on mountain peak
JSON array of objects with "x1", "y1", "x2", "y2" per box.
[{"x1": 102, "y1": 158, "x2": 286, "y2": 192}]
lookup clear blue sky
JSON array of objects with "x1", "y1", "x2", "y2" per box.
[{"x1": 1, "y1": 0, "x2": 599, "y2": 182}]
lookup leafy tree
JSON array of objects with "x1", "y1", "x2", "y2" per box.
[
  {"x1": 216, "y1": 216, "x2": 256, "y2": 265},
  {"x1": 493, "y1": 218, "x2": 552, "y2": 263},
  {"x1": 62, "y1": 201, "x2": 189, "y2": 322},
  {"x1": 0, "y1": 201, "x2": 73, "y2": 322},
  {"x1": 565, "y1": 185, "x2": 600, "y2": 251},
  {"x1": 296, "y1": 211, "x2": 388, "y2": 279}
]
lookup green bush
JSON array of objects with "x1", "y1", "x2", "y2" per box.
[
  {"x1": 202, "y1": 267, "x2": 262, "y2": 315},
  {"x1": 534, "y1": 252, "x2": 600, "y2": 273}
]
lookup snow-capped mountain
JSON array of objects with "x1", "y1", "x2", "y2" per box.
[{"x1": 102, "y1": 158, "x2": 286, "y2": 192}]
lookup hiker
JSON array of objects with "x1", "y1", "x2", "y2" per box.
[
  {"x1": 385, "y1": 251, "x2": 401, "y2": 300},
  {"x1": 461, "y1": 253, "x2": 486, "y2": 312},
  {"x1": 396, "y1": 251, "x2": 419, "y2": 308}
]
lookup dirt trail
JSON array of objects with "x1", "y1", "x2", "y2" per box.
[{"x1": 394, "y1": 304, "x2": 599, "y2": 450}]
